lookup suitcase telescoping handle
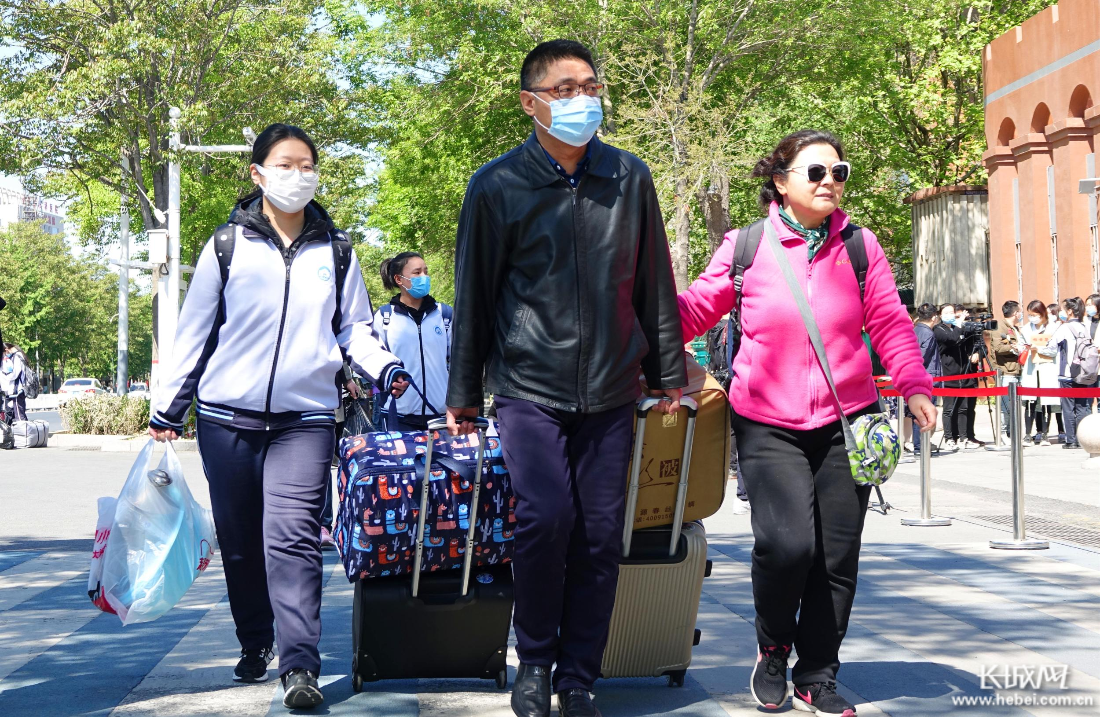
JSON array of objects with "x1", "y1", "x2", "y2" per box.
[
  {"x1": 621, "y1": 396, "x2": 699, "y2": 559},
  {"x1": 411, "y1": 416, "x2": 491, "y2": 598}
]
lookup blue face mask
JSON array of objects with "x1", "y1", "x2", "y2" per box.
[
  {"x1": 402, "y1": 274, "x2": 431, "y2": 299},
  {"x1": 1088, "y1": 305, "x2": 1098, "y2": 317},
  {"x1": 534, "y1": 94, "x2": 603, "y2": 147},
  {"x1": 1058, "y1": 311, "x2": 1068, "y2": 322}
]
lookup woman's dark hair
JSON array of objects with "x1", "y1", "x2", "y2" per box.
[
  {"x1": 380, "y1": 252, "x2": 423, "y2": 292},
  {"x1": 1062, "y1": 296, "x2": 1085, "y2": 320},
  {"x1": 1087, "y1": 293, "x2": 1100, "y2": 309},
  {"x1": 1047, "y1": 303, "x2": 1060, "y2": 317},
  {"x1": 750, "y1": 129, "x2": 846, "y2": 212},
  {"x1": 242, "y1": 123, "x2": 319, "y2": 203},
  {"x1": 938, "y1": 303, "x2": 955, "y2": 315},
  {"x1": 1027, "y1": 300, "x2": 1048, "y2": 322}
]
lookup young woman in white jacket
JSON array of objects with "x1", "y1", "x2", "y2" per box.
[
  {"x1": 147, "y1": 123, "x2": 408, "y2": 709},
  {"x1": 1040, "y1": 297, "x2": 1098, "y2": 449},
  {"x1": 374, "y1": 252, "x2": 453, "y2": 432},
  {"x1": 1, "y1": 343, "x2": 28, "y2": 422}
]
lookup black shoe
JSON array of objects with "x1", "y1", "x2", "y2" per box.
[
  {"x1": 1063, "y1": 442, "x2": 1080, "y2": 450},
  {"x1": 750, "y1": 644, "x2": 791, "y2": 709},
  {"x1": 511, "y1": 664, "x2": 551, "y2": 717},
  {"x1": 281, "y1": 668, "x2": 324, "y2": 709},
  {"x1": 233, "y1": 646, "x2": 274, "y2": 683},
  {"x1": 557, "y1": 689, "x2": 601, "y2": 717},
  {"x1": 792, "y1": 681, "x2": 857, "y2": 716}
]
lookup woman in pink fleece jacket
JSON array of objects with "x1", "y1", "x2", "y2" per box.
[{"x1": 679, "y1": 130, "x2": 935, "y2": 717}]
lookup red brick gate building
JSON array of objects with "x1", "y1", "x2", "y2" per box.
[{"x1": 983, "y1": 0, "x2": 1100, "y2": 311}]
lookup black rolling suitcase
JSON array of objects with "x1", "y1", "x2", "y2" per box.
[{"x1": 350, "y1": 417, "x2": 513, "y2": 692}]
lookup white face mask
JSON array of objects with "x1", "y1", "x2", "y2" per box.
[{"x1": 254, "y1": 164, "x2": 319, "y2": 213}]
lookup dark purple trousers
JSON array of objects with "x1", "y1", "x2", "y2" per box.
[
  {"x1": 196, "y1": 419, "x2": 334, "y2": 676},
  {"x1": 494, "y1": 396, "x2": 634, "y2": 692}
]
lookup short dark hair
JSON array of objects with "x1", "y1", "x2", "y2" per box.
[
  {"x1": 751, "y1": 130, "x2": 845, "y2": 213},
  {"x1": 1047, "y1": 303, "x2": 1060, "y2": 317},
  {"x1": 1063, "y1": 296, "x2": 1085, "y2": 319},
  {"x1": 939, "y1": 303, "x2": 955, "y2": 315},
  {"x1": 380, "y1": 252, "x2": 423, "y2": 292},
  {"x1": 917, "y1": 302, "x2": 938, "y2": 321},
  {"x1": 1001, "y1": 300, "x2": 1020, "y2": 318},
  {"x1": 1088, "y1": 293, "x2": 1100, "y2": 308},
  {"x1": 521, "y1": 40, "x2": 597, "y2": 92},
  {"x1": 954, "y1": 303, "x2": 967, "y2": 313}
]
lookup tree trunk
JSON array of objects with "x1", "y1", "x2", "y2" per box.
[
  {"x1": 696, "y1": 173, "x2": 730, "y2": 256},
  {"x1": 672, "y1": 174, "x2": 692, "y2": 291}
]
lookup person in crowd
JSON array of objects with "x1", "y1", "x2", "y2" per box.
[
  {"x1": 1046, "y1": 302, "x2": 1068, "y2": 440},
  {"x1": 934, "y1": 304, "x2": 982, "y2": 449},
  {"x1": 147, "y1": 123, "x2": 408, "y2": 710},
  {"x1": 1041, "y1": 297, "x2": 1098, "y2": 449},
  {"x1": 1, "y1": 343, "x2": 28, "y2": 422},
  {"x1": 320, "y1": 364, "x2": 360, "y2": 549},
  {"x1": 908, "y1": 303, "x2": 942, "y2": 453},
  {"x1": 678, "y1": 129, "x2": 935, "y2": 716},
  {"x1": 1085, "y1": 293, "x2": 1100, "y2": 339},
  {"x1": 445, "y1": 40, "x2": 686, "y2": 717},
  {"x1": 991, "y1": 301, "x2": 1026, "y2": 438},
  {"x1": 374, "y1": 251, "x2": 453, "y2": 432},
  {"x1": 1020, "y1": 300, "x2": 1059, "y2": 445}
]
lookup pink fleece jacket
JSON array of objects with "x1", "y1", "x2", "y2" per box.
[{"x1": 679, "y1": 202, "x2": 932, "y2": 431}]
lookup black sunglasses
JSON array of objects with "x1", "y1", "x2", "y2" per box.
[{"x1": 790, "y1": 161, "x2": 851, "y2": 183}]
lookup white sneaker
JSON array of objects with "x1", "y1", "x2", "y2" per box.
[
  {"x1": 732, "y1": 500, "x2": 751, "y2": 515},
  {"x1": 943, "y1": 440, "x2": 958, "y2": 451}
]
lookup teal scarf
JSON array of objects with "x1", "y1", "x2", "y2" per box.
[{"x1": 778, "y1": 206, "x2": 831, "y2": 261}]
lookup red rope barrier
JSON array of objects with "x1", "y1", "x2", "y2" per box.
[
  {"x1": 933, "y1": 387, "x2": 1009, "y2": 397},
  {"x1": 1017, "y1": 386, "x2": 1100, "y2": 399},
  {"x1": 932, "y1": 371, "x2": 998, "y2": 383}
]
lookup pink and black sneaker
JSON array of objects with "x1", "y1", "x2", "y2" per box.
[
  {"x1": 750, "y1": 644, "x2": 791, "y2": 709},
  {"x1": 793, "y1": 681, "x2": 857, "y2": 716}
]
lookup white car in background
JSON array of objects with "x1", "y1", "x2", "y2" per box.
[
  {"x1": 58, "y1": 378, "x2": 106, "y2": 400},
  {"x1": 128, "y1": 382, "x2": 149, "y2": 396}
]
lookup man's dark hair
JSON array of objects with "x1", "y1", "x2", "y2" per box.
[
  {"x1": 1001, "y1": 300, "x2": 1020, "y2": 318},
  {"x1": 916, "y1": 302, "x2": 938, "y2": 321},
  {"x1": 521, "y1": 40, "x2": 597, "y2": 91},
  {"x1": 938, "y1": 303, "x2": 955, "y2": 314}
]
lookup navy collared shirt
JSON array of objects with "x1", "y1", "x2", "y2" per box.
[{"x1": 542, "y1": 143, "x2": 591, "y2": 187}]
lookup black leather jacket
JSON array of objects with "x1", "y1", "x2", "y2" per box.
[{"x1": 447, "y1": 133, "x2": 687, "y2": 413}]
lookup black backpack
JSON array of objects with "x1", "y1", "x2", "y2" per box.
[{"x1": 727, "y1": 219, "x2": 868, "y2": 372}]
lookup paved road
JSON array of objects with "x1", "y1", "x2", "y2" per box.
[
  {"x1": 26, "y1": 409, "x2": 63, "y2": 433},
  {"x1": 0, "y1": 436, "x2": 1097, "y2": 716}
]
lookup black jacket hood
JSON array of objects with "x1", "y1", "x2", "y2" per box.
[{"x1": 228, "y1": 194, "x2": 336, "y2": 244}]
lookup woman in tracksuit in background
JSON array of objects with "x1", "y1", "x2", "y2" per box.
[
  {"x1": 678, "y1": 130, "x2": 935, "y2": 717},
  {"x1": 148, "y1": 123, "x2": 408, "y2": 710},
  {"x1": 1, "y1": 343, "x2": 28, "y2": 422},
  {"x1": 374, "y1": 252, "x2": 453, "y2": 432}
]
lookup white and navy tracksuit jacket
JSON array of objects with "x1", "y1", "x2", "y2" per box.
[
  {"x1": 375, "y1": 297, "x2": 452, "y2": 419},
  {"x1": 150, "y1": 201, "x2": 401, "y2": 432}
]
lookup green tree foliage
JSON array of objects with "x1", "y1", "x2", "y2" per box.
[
  {"x1": 355, "y1": 0, "x2": 1056, "y2": 291},
  {"x1": 0, "y1": 221, "x2": 152, "y2": 385}
]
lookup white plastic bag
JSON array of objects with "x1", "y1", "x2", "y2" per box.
[
  {"x1": 88, "y1": 496, "x2": 118, "y2": 614},
  {"x1": 100, "y1": 440, "x2": 217, "y2": 625}
]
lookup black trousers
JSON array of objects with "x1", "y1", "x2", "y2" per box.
[
  {"x1": 494, "y1": 396, "x2": 634, "y2": 692},
  {"x1": 731, "y1": 406, "x2": 874, "y2": 686},
  {"x1": 942, "y1": 396, "x2": 975, "y2": 441},
  {"x1": 196, "y1": 419, "x2": 335, "y2": 676}
]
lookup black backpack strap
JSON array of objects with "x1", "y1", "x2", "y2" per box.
[
  {"x1": 330, "y1": 230, "x2": 353, "y2": 339},
  {"x1": 728, "y1": 219, "x2": 767, "y2": 315},
  {"x1": 211, "y1": 223, "x2": 237, "y2": 288},
  {"x1": 840, "y1": 224, "x2": 867, "y2": 303}
]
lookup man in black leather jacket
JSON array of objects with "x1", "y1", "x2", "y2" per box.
[{"x1": 446, "y1": 40, "x2": 687, "y2": 717}]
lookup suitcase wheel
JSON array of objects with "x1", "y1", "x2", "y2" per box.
[
  {"x1": 352, "y1": 672, "x2": 363, "y2": 693},
  {"x1": 495, "y1": 669, "x2": 508, "y2": 690},
  {"x1": 667, "y1": 670, "x2": 686, "y2": 688}
]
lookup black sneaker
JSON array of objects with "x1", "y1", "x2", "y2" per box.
[
  {"x1": 793, "y1": 681, "x2": 857, "y2": 716},
  {"x1": 282, "y1": 668, "x2": 324, "y2": 709},
  {"x1": 233, "y1": 646, "x2": 274, "y2": 683},
  {"x1": 750, "y1": 644, "x2": 791, "y2": 709}
]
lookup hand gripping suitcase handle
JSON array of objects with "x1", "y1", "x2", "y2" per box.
[
  {"x1": 622, "y1": 396, "x2": 698, "y2": 558},
  {"x1": 411, "y1": 416, "x2": 491, "y2": 598}
]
